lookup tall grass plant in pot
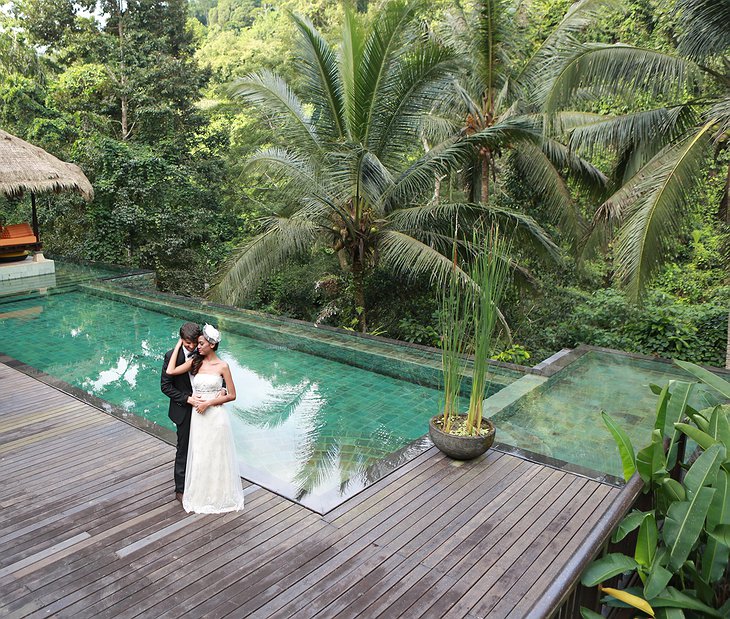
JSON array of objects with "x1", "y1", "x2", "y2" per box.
[{"x1": 430, "y1": 227, "x2": 512, "y2": 459}]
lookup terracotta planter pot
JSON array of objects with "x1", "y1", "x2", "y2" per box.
[{"x1": 429, "y1": 415, "x2": 496, "y2": 460}]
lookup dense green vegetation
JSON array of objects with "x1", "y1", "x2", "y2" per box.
[{"x1": 0, "y1": 0, "x2": 727, "y2": 367}]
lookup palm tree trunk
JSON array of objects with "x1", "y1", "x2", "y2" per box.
[
  {"x1": 480, "y1": 154, "x2": 489, "y2": 203},
  {"x1": 352, "y1": 258, "x2": 367, "y2": 333}
]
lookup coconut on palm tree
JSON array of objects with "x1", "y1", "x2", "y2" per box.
[
  {"x1": 425, "y1": 0, "x2": 612, "y2": 247},
  {"x1": 212, "y1": 0, "x2": 560, "y2": 332}
]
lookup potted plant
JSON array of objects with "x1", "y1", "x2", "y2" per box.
[{"x1": 429, "y1": 227, "x2": 511, "y2": 460}]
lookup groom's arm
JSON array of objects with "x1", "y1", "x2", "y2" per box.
[{"x1": 161, "y1": 350, "x2": 192, "y2": 407}]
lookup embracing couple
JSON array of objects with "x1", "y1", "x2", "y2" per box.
[{"x1": 160, "y1": 322, "x2": 245, "y2": 514}]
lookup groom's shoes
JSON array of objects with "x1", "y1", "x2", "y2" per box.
[{"x1": 175, "y1": 492, "x2": 184, "y2": 503}]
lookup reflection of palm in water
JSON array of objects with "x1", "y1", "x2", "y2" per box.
[{"x1": 233, "y1": 377, "x2": 408, "y2": 500}]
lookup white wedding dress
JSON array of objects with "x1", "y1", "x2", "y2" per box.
[{"x1": 183, "y1": 373, "x2": 245, "y2": 514}]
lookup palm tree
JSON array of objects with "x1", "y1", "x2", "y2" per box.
[
  {"x1": 542, "y1": 0, "x2": 730, "y2": 365},
  {"x1": 426, "y1": 0, "x2": 612, "y2": 248},
  {"x1": 213, "y1": 0, "x2": 558, "y2": 332}
]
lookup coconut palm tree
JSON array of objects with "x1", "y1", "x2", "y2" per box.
[
  {"x1": 542, "y1": 0, "x2": 730, "y2": 366},
  {"x1": 426, "y1": 0, "x2": 612, "y2": 248},
  {"x1": 543, "y1": 0, "x2": 730, "y2": 363},
  {"x1": 213, "y1": 0, "x2": 559, "y2": 332}
]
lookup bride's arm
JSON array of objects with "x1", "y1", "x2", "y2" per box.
[{"x1": 166, "y1": 339, "x2": 195, "y2": 376}]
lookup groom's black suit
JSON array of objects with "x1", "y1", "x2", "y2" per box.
[{"x1": 161, "y1": 347, "x2": 194, "y2": 494}]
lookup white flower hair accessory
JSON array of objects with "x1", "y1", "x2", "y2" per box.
[{"x1": 202, "y1": 323, "x2": 221, "y2": 344}]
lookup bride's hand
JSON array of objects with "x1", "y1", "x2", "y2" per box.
[{"x1": 196, "y1": 401, "x2": 211, "y2": 414}]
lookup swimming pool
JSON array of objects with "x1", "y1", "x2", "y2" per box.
[
  {"x1": 489, "y1": 349, "x2": 728, "y2": 478},
  {"x1": 2, "y1": 263, "x2": 727, "y2": 507},
  {"x1": 0, "y1": 273, "x2": 523, "y2": 512}
]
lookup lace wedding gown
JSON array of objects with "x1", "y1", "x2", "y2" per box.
[{"x1": 183, "y1": 373, "x2": 245, "y2": 514}]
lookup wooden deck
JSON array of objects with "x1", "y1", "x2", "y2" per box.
[{"x1": 0, "y1": 361, "x2": 640, "y2": 618}]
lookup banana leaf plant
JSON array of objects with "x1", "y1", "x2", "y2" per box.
[{"x1": 581, "y1": 361, "x2": 730, "y2": 618}]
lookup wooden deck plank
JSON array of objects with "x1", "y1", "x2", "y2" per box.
[
  {"x1": 0, "y1": 361, "x2": 641, "y2": 618},
  {"x1": 476, "y1": 484, "x2": 615, "y2": 618}
]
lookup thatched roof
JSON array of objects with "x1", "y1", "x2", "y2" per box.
[{"x1": 0, "y1": 129, "x2": 94, "y2": 201}]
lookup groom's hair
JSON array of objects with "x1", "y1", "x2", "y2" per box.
[{"x1": 179, "y1": 322, "x2": 202, "y2": 341}]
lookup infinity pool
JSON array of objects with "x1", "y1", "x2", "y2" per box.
[
  {"x1": 2, "y1": 263, "x2": 727, "y2": 507},
  {"x1": 0, "y1": 285, "x2": 458, "y2": 511},
  {"x1": 491, "y1": 350, "x2": 728, "y2": 478}
]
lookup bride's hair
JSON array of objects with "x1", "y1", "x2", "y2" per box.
[{"x1": 190, "y1": 340, "x2": 219, "y2": 376}]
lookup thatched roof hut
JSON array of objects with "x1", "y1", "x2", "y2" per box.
[
  {"x1": 0, "y1": 129, "x2": 94, "y2": 246},
  {"x1": 0, "y1": 129, "x2": 93, "y2": 201}
]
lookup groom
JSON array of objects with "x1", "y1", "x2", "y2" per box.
[{"x1": 161, "y1": 322, "x2": 204, "y2": 502}]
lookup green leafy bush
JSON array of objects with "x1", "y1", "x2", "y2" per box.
[{"x1": 582, "y1": 362, "x2": 730, "y2": 617}]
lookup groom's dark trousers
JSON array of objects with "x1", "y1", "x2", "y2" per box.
[{"x1": 161, "y1": 348, "x2": 193, "y2": 495}]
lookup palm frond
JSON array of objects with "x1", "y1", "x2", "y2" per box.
[
  {"x1": 210, "y1": 217, "x2": 320, "y2": 306},
  {"x1": 229, "y1": 71, "x2": 320, "y2": 153},
  {"x1": 289, "y1": 12, "x2": 346, "y2": 140},
  {"x1": 540, "y1": 136, "x2": 609, "y2": 195},
  {"x1": 388, "y1": 201, "x2": 561, "y2": 261},
  {"x1": 568, "y1": 106, "x2": 698, "y2": 162},
  {"x1": 675, "y1": 0, "x2": 730, "y2": 62},
  {"x1": 340, "y1": 4, "x2": 366, "y2": 142},
  {"x1": 607, "y1": 123, "x2": 714, "y2": 299},
  {"x1": 377, "y1": 229, "x2": 472, "y2": 288},
  {"x1": 385, "y1": 135, "x2": 472, "y2": 210},
  {"x1": 369, "y1": 38, "x2": 459, "y2": 162},
  {"x1": 518, "y1": 0, "x2": 625, "y2": 99},
  {"x1": 706, "y1": 94, "x2": 730, "y2": 139},
  {"x1": 474, "y1": 0, "x2": 512, "y2": 95},
  {"x1": 359, "y1": 0, "x2": 422, "y2": 144},
  {"x1": 541, "y1": 43, "x2": 696, "y2": 113},
  {"x1": 510, "y1": 141, "x2": 586, "y2": 247}
]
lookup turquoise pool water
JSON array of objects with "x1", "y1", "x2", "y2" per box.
[
  {"x1": 0, "y1": 288, "x2": 447, "y2": 511},
  {"x1": 3, "y1": 263, "x2": 726, "y2": 506},
  {"x1": 0, "y1": 260, "x2": 126, "y2": 297},
  {"x1": 490, "y1": 350, "x2": 728, "y2": 478}
]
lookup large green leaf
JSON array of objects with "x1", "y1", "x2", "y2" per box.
[
  {"x1": 683, "y1": 443, "x2": 724, "y2": 497},
  {"x1": 707, "y1": 469, "x2": 730, "y2": 531},
  {"x1": 635, "y1": 513, "x2": 658, "y2": 568},
  {"x1": 665, "y1": 381, "x2": 695, "y2": 470},
  {"x1": 654, "y1": 383, "x2": 670, "y2": 433},
  {"x1": 644, "y1": 562, "x2": 672, "y2": 601},
  {"x1": 663, "y1": 444, "x2": 723, "y2": 570},
  {"x1": 655, "y1": 609, "x2": 685, "y2": 619},
  {"x1": 708, "y1": 406, "x2": 730, "y2": 454},
  {"x1": 602, "y1": 411, "x2": 637, "y2": 481},
  {"x1": 637, "y1": 429, "x2": 667, "y2": 484},
  {"x1": 660, "y1": 478, "x2": 685, "y2": 503},
  {"x1": 674, "y1": 360, "x2": 730, "y2": 399},
  {"x1": 579, "y1": 609, "x2": 604, "y2": 619},
  {"x1": 674, "y1": 423, "x2": 718, "y2": 452},
  {"x1": 581, "y1": 553, "x2": 638, "y2": 586},
  {"x1": 649, "y1": 587, "x2": 723, "y2": 616},
  {"x1": 708, "y1": 524, "x2": 730, "y2": 546},
  {"x1": 683, "y1": 561, "x2": 717, "y2": 606},
  {"x1": 666, "y1": 381, "x2": 694, "y2": 430},
  {"x1": 613, "y1": 510, "x2": 650, "y2": 543},
  {"x1": 702, "y1": 536, "x2": 730, "y2": 583}
]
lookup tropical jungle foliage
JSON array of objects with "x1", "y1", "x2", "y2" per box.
[{"x1": 0, "y1": 0, "x2": 727, "y2": 366}]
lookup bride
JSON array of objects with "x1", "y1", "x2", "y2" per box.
[{"x1": 166, "y1": 324, "x2": 245, "y2": 514}]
